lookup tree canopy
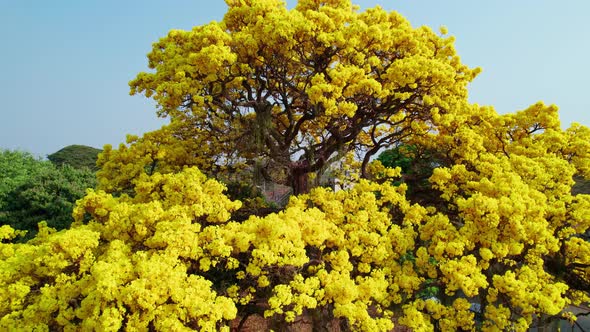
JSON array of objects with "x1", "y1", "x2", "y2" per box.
[
  {"x1": 0, "y1": 150, "x2": 51, "y2": 211},
  {"x1": 100, "y1": 0, "x2": 478, "y2": 195},
  {"x1": 2, "y1": 1, "x2": 590, "y2": 331},
  {"x1": 0, "y1": 149, "x2": 97, "y2": 240},
  {"x1": 47, "y1": 144, "x2": 102, "y2": 171}
]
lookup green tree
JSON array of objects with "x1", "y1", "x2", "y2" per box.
[
  {"x1": 47, "y1": 145, "x2": 102, "y2": 171},
  {"x1": 377, "y1": 144, "x2": 417, "y2": 174},
  {"x1": 0, "y1": 150, "x2": 97, "y2": 240},
  {"x1": 376, "y1": 144, "x2": 442, "y2": 205},
  {"x1": 0, "y1": 150, "x2": 51, "y2": 211}
]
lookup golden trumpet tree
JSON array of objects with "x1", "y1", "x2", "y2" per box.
[
  {"x1": 101, "y1": 0, "x2": 478, "y2": 195},
  {"x1": 1, "y1": 1, "x2": 590, "y2": 331},
  {"x1": 1, "y1": 110, "x2": 589, "y2": 330}
]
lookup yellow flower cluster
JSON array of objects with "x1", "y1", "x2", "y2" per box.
[
  {"x1": 417, "y1": 101, "x2": 590, "y2": 330},
  {"x1": 2, "y1": 137, "x2": 590, "y2": 330},
  {"x1": 1, "y1": 168, "x2": 242, "y2": 331}
]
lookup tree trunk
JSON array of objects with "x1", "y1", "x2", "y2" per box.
[{"x1": 290, "y1": 168, "x2": 309, "y2": 195}]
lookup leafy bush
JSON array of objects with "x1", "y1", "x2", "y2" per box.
[{"x1": 377, "y1": 145, "x2": 417, "y2": 174}]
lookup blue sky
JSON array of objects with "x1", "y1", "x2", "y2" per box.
[{"x1": 1, "y1": 1, "x2": 589, "y2": 157}]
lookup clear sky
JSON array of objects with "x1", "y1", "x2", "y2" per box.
[{"x1": 1, "y1": 1, "x2": 589, "y2": 157}]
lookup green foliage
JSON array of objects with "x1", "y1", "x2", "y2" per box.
[
  {"x1": 0, "y1": 150, "x2": 97, "y2": 240},
  {"x1": 418, "y1": 279, "x2": 441, "y2": 299},
  {"x1": 47, "y1": 144, "x2": 102, "y2": 171},
  {"x1": 377, "y1": 145, "x2": 417, "y2": 174},
  {"x1": 224, "y1": 180, "x2": 262, "y2": 202},
  {"x1": 0, "y1": 150, "x2": 51, "y2": 211},
  {"x1": 376, "y1": 145, "x2": 442, "y2": 205},
  {"x1": 572, "y1": 175, "x2": 590, "y2": 195}
]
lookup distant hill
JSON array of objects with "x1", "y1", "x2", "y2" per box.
[{"x1": 47, "y1": 145, "x2": 102, "y2": 171}]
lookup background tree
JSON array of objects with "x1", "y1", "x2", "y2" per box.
[
  {"x1": 375, "y1": 144, "x2": 441, "y2": 205},
  {"x1": 101, "y1": 0, "x2": 479, "y2": 195},
  {"x1": 377, "y1": 145, "x2": 417, "y2": 175},
  {"x1": 47, "y1": 144, "x2": 102, "y2": 171},
  {"x1": 0, "y1": 150, "x2": 51, "y2": 211},
  {"x1": 0, "y1": 149, "x2": 97, "y2": 240}
]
